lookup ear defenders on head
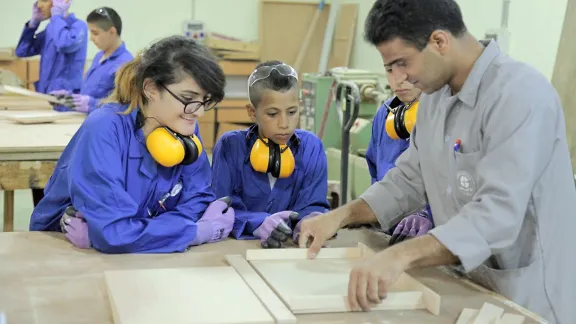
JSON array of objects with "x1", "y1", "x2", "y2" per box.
[
  {"x1": 146, "y1": 127, "x2": 203, "y2": 167},
  {"x1": 384, "y1": 97, "x2": 419, "y2": 140},
  {"x1": 250, "y1": 136, "x2": 296, "y2": 179}
]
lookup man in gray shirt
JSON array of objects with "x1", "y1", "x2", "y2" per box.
[{"x1": 297, "y1": 0, "x2": 575, "y2": 322}]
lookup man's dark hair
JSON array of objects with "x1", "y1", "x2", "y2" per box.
[
  {"x1": 364, "y1": 0, "x2": 467, "y2": 50},
  {"x1": 249, "y1": 60, "x2": 298, "y2": 107},
  {"x1": 87, "y1": 7, "x2": 123, "y2": 36}
]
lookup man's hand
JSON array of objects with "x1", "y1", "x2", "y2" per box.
[
  {"x1": 297, "y1": 210, "x2": 345, "y2": 258},
  {"x1": 348, "y1": 248, "x2": 407, "y2": 311}
]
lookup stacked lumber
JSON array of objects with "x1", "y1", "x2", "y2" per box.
[{"x1": 205, "y1": 33, "x2": 260, "y2": 62}]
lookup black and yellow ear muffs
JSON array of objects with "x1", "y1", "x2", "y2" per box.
[
  {"x1": 136, "y1": 111, "x2": 203, "y2": 167},
  {"x1": 146, "y1": 127, "x2": 203, "y2": 167},
  {"x1": 384, "y1": 97, "x2": 419, "y2": 140},
  {"x1": 246, "y1": 126, "x2": 299, "y2": 179}
]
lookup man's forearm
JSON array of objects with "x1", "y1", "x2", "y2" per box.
[
  {"x1": 391, "y1": 234, "x2": 460, "y2": 270},
  {"x1": 338, "y1": 199, "x2": 379, "y2": 227}
]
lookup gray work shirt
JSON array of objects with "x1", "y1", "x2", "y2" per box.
[{"x1": 360, "y1": 40, "x2": 575, "y2": 323}]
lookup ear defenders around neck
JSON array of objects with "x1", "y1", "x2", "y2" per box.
[
  {"x1": 385, "y1": 98, "x2": 419, "y2": 140},
  {"x1": 146, "y1": 127, "x2": 203, "y2": 167},
  {"x1": 250, "y1": 136, "x2": 295, "y2": 179}
]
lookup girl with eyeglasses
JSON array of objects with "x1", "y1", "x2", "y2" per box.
[
  {"x1": 211, "y1": 60, "x2": 330, "y2": 249},
  {"x1": 50, "y1": 7, "x2": 133, "y2": 114},
  {"x1": 29, "y1": 35, "x2": 235, "y2": 254}
]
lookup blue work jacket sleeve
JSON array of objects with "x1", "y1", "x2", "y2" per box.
[
  {"x1": 88, "y1": 96, "x2": 99, "y2": 113},
  {"x1": 46, "y1": 15, "x2": 87, "y2": 54},
  {"x1": 15, "y1": 23, "x2": 45, "y2": 57},
  {"x1": 67, "y1": 115, "x2": 215, "y2": 254},
  {"x1": 359, "y1": 123, "x2": 428, "y2": 231},
  {"x1": 291, "y1": 140, "x2": 331, "y2": 219},
  {"x1": 210, "y1": 136, "x2": 269, "y2": 240},
  {"x1": 429, "y1": 78, "x2": 559, "y2": 272}
]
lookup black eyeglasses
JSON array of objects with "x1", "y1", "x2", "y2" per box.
[
  {"x1": 161, "y1": 84, "x2": 218, "y2": 114},
  {"x1": 95, "y1": 8, "x2": 111, "y2": 20}
]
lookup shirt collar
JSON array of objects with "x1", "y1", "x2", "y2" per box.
[{"x1": 457, "y1": 40, "x2": 501, "y2": 107}]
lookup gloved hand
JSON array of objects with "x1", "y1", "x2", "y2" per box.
[
  {"x1": 71, "y1": 94, "x2": 91, "y2": 113},
  {"x1": 292, "y1": 211, "x2": 323, "y2": 243},
  {"x1": 191, "y1": 197, "x2": 235, "y2": 245},
  {"x1": 49, "y1": 90, "x2": 75, "y2": 110},
  {"x1": 389, "y1": 212, "x2": 433, "y2": 246},
  {"x1": 29, "y1": 2, "x2": 44, "y2": 27},
  {"x1": 60, "y1": 206, "x2": 91, "y2": 249},
  {"x1": 51, "y1": 0, "x2": 71, "y2": 17},
  {"x1": 254, "y1": 211, "x2": 299, "y2": 249},
  {"x1": 49, "y1": 89, "x2": 70, "y2": 98}
]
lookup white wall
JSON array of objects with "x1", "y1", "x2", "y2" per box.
[{"x1": 0, "y1": 0, "x2": 568, "y2": 80}]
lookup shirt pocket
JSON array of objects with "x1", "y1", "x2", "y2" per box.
[{"x1": 450, "y1": 150, "x2": 481, "y2": 207}]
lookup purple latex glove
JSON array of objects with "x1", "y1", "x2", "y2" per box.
[
  {"x1": 29, "y1": 2, "x2": 44, "y2": 27},
  {"x1": 254, "y1": 211, "x2": 299, "y2": 249},
  {"x1": 61, "y1": 208, "x2": 91, "y2": 249},
  {"x1": 190, "y1": 199, "x2": 235, "y2": 245},
  {"x1": 389, "y1": 212, "x2": 433, "y2": 245},
  {"x1": 292, "y1": 211, "x2": 323, "y2": 243},
  {"x1": 71, "y1": 94, "x2": 91, "y2": 113},
  {"x1": 51, "y1": 0, "x2": 71, "y2": 17}
]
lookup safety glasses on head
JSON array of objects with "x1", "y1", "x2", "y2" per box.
[
  {"x1": 95, "y1": 7, "x2": 112, "y2": 20},
  {"x1": 248, "y1": 63, "x2": 298, "y2": 88},
  {"x1": 160, "y1": 84, "x2": 218, "y2": 114}
]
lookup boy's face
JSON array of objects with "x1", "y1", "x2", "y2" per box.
[
  {"x1": 88, "y1": 23, "x2": 116, "y2": 51},
  {"x1": 246, "y1": 88, "x2": 300, "y2": 145},
  {"x1": 37, "y1": 0, "x2": 53, "y2": 19}
]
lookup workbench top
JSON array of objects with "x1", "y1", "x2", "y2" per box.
[{"x1": 0, "y1": 229, "x2": 544, "y2": 323}]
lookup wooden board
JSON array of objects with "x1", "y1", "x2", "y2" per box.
[
  {"x1": 456, "y1": 303, "x2": 526, "y2": 324},
  {"x1": 5, "y1": 111, "x2": 84, "y2": 124},
  {"x1": 104, "y1": 267, "x2": 275, "y2": 324},
  {"x1": 0, "y1": 85, "x2": 64, "y2": 104},
  {"x1": 244, "y1": 243, "x2": 440, "y2": 315}
]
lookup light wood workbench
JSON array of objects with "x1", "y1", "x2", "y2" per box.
[
  {"x1": 0, "y1": 229, "x2": 546, "y2": 323},
  {"x1": 0, "y1": 110, "x2": 84, "y2": 231}
]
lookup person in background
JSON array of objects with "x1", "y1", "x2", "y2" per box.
[
  {"x1": 211, "y1": 61, "x2": 330, "y2": 249},
  {"x1": 50, "y1": 7, "x2": 133, "y2": 113},
  {"x1": 15, "y1": 0, "x2": 88, "y2": 208},
  {"x1": 29, "y1": 36, "x2": 234, "y2": 254},
  {"x1": 365, "y1": 77, "x2": 433, "y2": 245}
]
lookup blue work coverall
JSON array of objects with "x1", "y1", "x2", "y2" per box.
[
  {"x1": 29, "y1": 103, "x2": 215, "y2": 254},
  {"x1": 211, "y1": 127, "x2": 331, "y2": 239}
]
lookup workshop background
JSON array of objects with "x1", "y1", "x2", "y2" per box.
[{"x1": 0, "y1": 0, "x2": 573, "y2": 231}]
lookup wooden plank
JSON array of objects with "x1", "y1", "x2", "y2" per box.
[
  {"x1": 327, "y1": 4, "x2": 358, "y2": 68},
  {"x1": 472, "y1": 302, "x2": 504, "y2": 324},
  {"x1": 3, "y1": 190, "x2": 14, "y2": 232},
  {"x1": 498, "y1": 313, "x2": 525, "y2": 324},
  {"x1": 0, "y1": 85, "x2": 64, "y2": 104},
  {"x1": 551, "y1": 0, "x2": 576, "y2": 170},
  {"x1": 289, "y1": 292, "x2": 423, "y2": 314},
  {"x1": 104, "y1": 267, "x2": 275, "y2": 324},
  {"x1": 246, "y1": 246, "x2": 362, "y2": 261},
  {"x1": 457, "y1": 308, "x2": 479, "y2": 324},
  {"x1": 5, "y1": 111, "x2": 84, "y2": 124},
  {"x1": 226, "y1": 254, "x2": 297, "y2": 324}
]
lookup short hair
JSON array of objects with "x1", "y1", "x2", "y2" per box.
[
  {"x1": 87, "y1": 7, "x2": 123, "y2": 36},
  {"x1": 364, "y1": 0, "x2": 467, "y2": 51},
  {"x1": 248, "y1": 60, "x2": 298, "y2": 107}
]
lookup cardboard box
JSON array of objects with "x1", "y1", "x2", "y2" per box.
[
  {"x1": 216, "y1": 122, "x2": 251, "y2": 141},
  {"x1": 217, "y1": 108, "x2": 252, "y2": 123},
  {"x1": 198, "y1": 121, "x2": 216, "y2": 149}
]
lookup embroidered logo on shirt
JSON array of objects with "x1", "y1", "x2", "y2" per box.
[{"x1": 456, "y1": 171, "x2": 475, "y2": 196}]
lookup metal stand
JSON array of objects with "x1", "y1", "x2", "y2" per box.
[{"x1": 335, "y1": 81, "x2": 360, "y2": 205}]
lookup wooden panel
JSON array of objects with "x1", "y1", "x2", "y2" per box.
[
  {"x1": 327, "y1": 4, "x2": 358, "y2": 68},
  {"x1": 104, "y1": 267, "x2": 274, "y2": 324},
  {"x1": 217, "y1": 108, "x2": 252, "y2": 123},
  {"x1": 219, "y1": 60, "x2": 258, "y2": 76},
  {"x1": 0, "y1": 118, "x2": 81, "y2": 155},
  {"x1": 27, "y1": 59, "x2": 40, "y2": 86},
  {"x1": 0, "y1": 161, "x2": 57, "y2": 190},
  {"x1": 0, "y1": 60, "x2": 27, "y2": 84},
  {"x1": 551, "y1": 0, "x2": 576, "y2": 169},
  {"x1": 246, "y1": 246, "x2": 362, "y2": 261},
  {"x1": 198, "y1": 121, "x2": 216, "y2": 149},
  {"x1": 5, "y1": 111, "x2": 84, "y2": 124}
]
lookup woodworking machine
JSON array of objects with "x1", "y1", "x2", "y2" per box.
[{"x1": 300, "y1": 68, "x2": 393, "y2": 204}]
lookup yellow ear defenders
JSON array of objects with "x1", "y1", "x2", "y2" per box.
[
  {"x1": 384, "y1": 97, "x2": 419, "y2": 140},
  {"x1": 137, "y1": 111, "x2": 203, "y2": 167},
  {"x1": 248, "y1": 126, "x2": 298, "y2": 178}
]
